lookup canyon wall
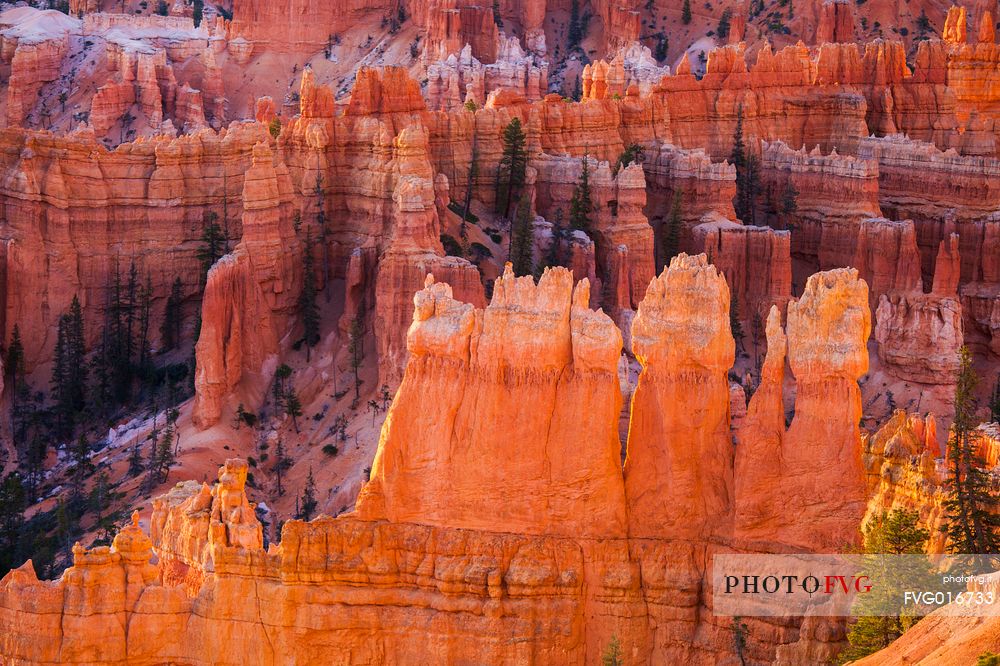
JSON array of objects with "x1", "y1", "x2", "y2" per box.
[
  {"x1": 229, "y1": 0, "x2": 396, "y2": 53},
  {"x1": 759, "y1": 139, "x2": 881, "y2": 271},
  {"x1": 0, "y1": 124, "x2": 264, "y2": 370},
  {"x1": 695, "y1": 218, "x2": 792, "y2": 324},
  {"x1": 192, "y1": 141, "x2": 298, "y2": 428}
]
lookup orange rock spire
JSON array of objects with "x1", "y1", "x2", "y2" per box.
[{"x1": 359, "y1": 265, "x2": 628, "y2": 537}]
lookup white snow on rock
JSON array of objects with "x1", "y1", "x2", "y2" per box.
[{"x1": 0, "y1": 7, "x2": 81, "y2": 44}]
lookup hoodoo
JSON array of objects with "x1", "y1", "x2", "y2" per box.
[{"x1": 1, "y1": 1, "x2": 999, "y2": 663}]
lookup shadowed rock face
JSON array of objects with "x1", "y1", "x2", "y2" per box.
[{"x1": 0, "y1": 257, "x2": 876, "y2": 664}]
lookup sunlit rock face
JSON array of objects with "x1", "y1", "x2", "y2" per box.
[
  {"x1": 1, "y1": 259, "x2": 876, "y2": 664},
  {"x1": 3, "y1": 3, "x2": 1000, "y2": 662},
  {"x1": 736, "y1": 268, "x2": 871, "y2": 552},
  {"x1": 624, "y1": 254, "x2": 736, "y2": 541},
  {"x1": 359, "y1": 265, "x2": 629, "y2": 538}
]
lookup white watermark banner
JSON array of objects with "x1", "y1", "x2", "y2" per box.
[{"x1": 712, "y1": 553, "x2": 1000, "y2": 617}]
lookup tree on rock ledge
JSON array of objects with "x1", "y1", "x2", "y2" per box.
[
  {"x1": 509, "y1": 193, "x2": 535, "y2": 277},
  {"x1": 299, "y1": 467, "x2": 318, "y2": 521},
  {"x1": 196, "y1": 213, "x2": 226, "y2": 287},
  {"x1": 942, "y1": 347, "x2": 1000, "y2": 564},
  {"x1": 730, "y1": 107, "x2": 761, "y2": 226},
  {"x1": 569, "y1": 152, "x2": 593, "y2": 234},
  {"x1": 838, "y1": 509, "x2": 930, "y2": 662},
  {"x1": 495, "y1": 118, "x2": 527, "y2": 219},
  {"x1": 660, "y1": 191, "x2": 682, "y2": 269},
  {"x1": 299, "y1": 230, "x2": 320, "y2": 360},
  {"x1": 601, "y1": 635, "x2": 622, "y2": 666}
]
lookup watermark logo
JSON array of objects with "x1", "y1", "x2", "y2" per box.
[{"x1": 712, "y1": 554, "x2": 999, "y2": 617}]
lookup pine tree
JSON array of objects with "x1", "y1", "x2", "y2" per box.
[
  {"x1": 655, "y1": 35, "x2": 668, "y2": 62},
  {"x1": 0, "y1": 473, "x2": 25, "y2": 575},
  {"x1": 661, "y1": 191, "x2": 683, "y2": 269},
  {"x1": 6, "y1": 325, "x2": 25, "y2": 433},
  {"x1": 682, "y1": 0, "x2": 692, "y2": 24},
  {"x1": 545, "y1": 212, "x2": 563, "y2": 271},
  {"x1": 196, "y1": 213, "x2": 226, "y2": 286},
  {"x1": 161, "y1": 277, "x2": 184, "y2": 351},
  {"x1": 614, "y1": 144, "x2": 645, "y2": 176},
  {"x1": 730, "y1": 107, "x2": 761, "y2": 225},
  {"x1": 838, "y1": 510, "x2": 931, "y2": 662},
  {"x1": 68, "y1": 297, "x2": 87, "y2": 408},
  {"x1": 51, "y1": 313, "x2": 70, "y2": 436},
  {"x1": 732, "y1": 617, "x2": 749, "y2": 666},
  {"x1": 509, "y1": 194, "x2": 535, "y2": 277},
  {"x1": 153, "y1": 412, "x2": 177, "y2": 484},
  {"x1": 192, "y1": 0, "x2": 203, "y2": 26},
  {"x1": 781, "y1": 182, "x2": 799, "y2": 215},
  {"x1": 90, "y1": 470, "x2": 124, "y2": 546},
  {"x1": 274, "y1": 438, "x2": 291, "y2": 496},
  {"x1": 127, "y1": 442, "x2": 144, "y2": 477},
  {"x1": 601, "y1": 635, "x2": 623, "y2": 666},
  {"x1": 233, "y1": 403, "x2": 248, "y2": 430},
  {"x1": 51, "y1": 297, "x2": 87, "y2": 439},
  {"x1": 285, "y1": 388, "x2": 303, "y2": 433},
  {"x1": 916, "y1": 9, "x2": 932, "y2": 39},
  {"x1": 496, "y1": 118, "x2": 528, "y2": 219},
  {"x1": 730, "y1": 293, "x2": 745, "y2": 355},
  {"x1": 717, "y1": 8, "x2": 733, "y2": 39},
  {"x1": 24, "y1": 432, "x2": 47, "y2": 503},
  {"x1": 124, "y1": 261, "x2": 138, "y2": 372},
  {"x1": 54, "y1": 497, "x2": 75, "y2": 561},
  {"x1": 313, "y1": 175, "x2": 332, "y2": 303},
  {"x1": 69, "y1": 434, "x2": 94, "y2": 506},
  {"x1": 299, "y1": 467, "x2": 318, "y2": 521},
  {"x1": 299, "y1": 231, "x2": 321, "y2": 360},
  {"x1": 568, "y1": 0, "x2": 583, "y2": 49},
  {"x1": 751, "y1": 310, "x2": 764, "y2": 374},
  {"x1": 942, "y1": 347, "x2": 1000, "y2": 565},
  {"x1": 137, "y1": 274, "x2": 153, "y2": 375},
  {"x1": 569, "y1": 153, "x2": 593, "y2": 234},
  {"x1": 272, "y1": 364, "x2": 293, "y2": 418},
  {"x1": 93, "y1": 261, "x2": 142, "y2": 411},
  {"x1": 461, "y1": 132, "x2": 479, "y2": 234}
]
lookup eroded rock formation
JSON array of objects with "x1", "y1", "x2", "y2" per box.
[
  {"x1": 360, "y1": 266, "x2": 628, "y2": 537},
  {"x1": 862, "y1": 410, "x2": 949, "y2": 553},
  {"x1": 0, "y1": 258, "x2": 875, "y2": 664},
  {"x1": 737, "y1": 268, "x2": 871, "y2": 551}
]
